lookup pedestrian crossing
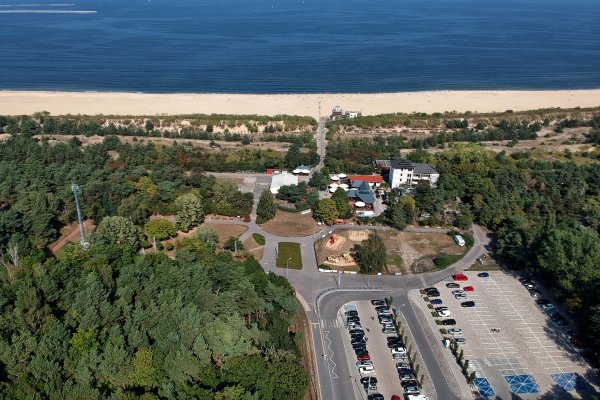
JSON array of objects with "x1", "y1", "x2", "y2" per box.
[{"x1": 313, "y1": 319, "x2": 339, "y2": 329}]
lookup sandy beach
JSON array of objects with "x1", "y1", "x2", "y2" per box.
[{"x1": 1, "y1": 90, "x2": 599, "y2": 118}]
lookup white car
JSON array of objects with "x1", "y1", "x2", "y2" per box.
[
  {"x1": 437, "y1": 310, "x2": 451, "y2": 317},
  {"x1": 454, "y1": 292, "x2": 467, "y2": 299},
  {"x1": 391, "y1": 347, "x2": 407, "y2": 356},
  {"x1": 347, "y1": 322, "x2": 362, "y2": 330},
  {"x1": 404, "y1": 386, "x2": 420, "y2": 394},
  {"x1": 448, "y1": 328, "x2": 463, "y2": 335},
  {"x1": 356, "y1": 361, "x2": 373, "y2": 368},
  {"x1": 358, "y1": 366, "x2": 375, "y2": 375},
  {"x1": 379, "y1": 318, "x2": 393, "y2": 325},
  {"x1": 455, "y1": 337, "x2": 467, "y2": 344}
]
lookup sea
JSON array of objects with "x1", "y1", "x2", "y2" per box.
[{"x1": 1, "y1": 0, "x2": 599, "y2": 93}]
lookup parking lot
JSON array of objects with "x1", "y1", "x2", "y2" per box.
[
  {"x1": 426, "y1": 270, "x2": 599, "y2": 398},
  {"x1": 337, "y1": 300, "x2": 428, "y2": 399}
]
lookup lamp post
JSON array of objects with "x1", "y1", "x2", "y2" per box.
[{"x1": 286, "y1": 257, "x2": 292, "y2": 278}]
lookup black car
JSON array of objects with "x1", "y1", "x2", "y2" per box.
[
  {"x1": 347, "y1": 316, "x2": 360, "y2": 323},
  {"x1": 352, "y1": 338, "x2": 367, "y2": 346},
  {"x1": 442, "y1": 319, "x2": 457, "y2": 326},
  {"x1": 387, "y1": 340, "x2": 405, "y2": 348},
  {"x1": 371, "y1": 300, "x2": 386, "y2": 306},
  {"x1": 356, "y1": 349, "x2": 369, "y2": 357},
  {"x1": 397, "y1": 368, "x2": 414, "y2": 375},
  {"x1": 354, "y1": 344, "x2": 367, "y2": 353},
  {"x1": 361, "y1": 377, "x2": 378, "y2": 390},
  {"x1": 446, "y1": 283, "x2": 460, "y2": 288},
  {"x1": 461, "y1": 301, "x2": 475, "y2": 308},
  {"x1": 401, "y1": 379, "x2": 419, "y2": 388},
  {"x1": 536, "y1": 298, "x2": 551, "y2": 305},
  {"x1": 367, "y1": 394, "x2": 384, "y2": 400},
  {"x1": 375, "y1": 305, "x2": 390, "y2": 311},
  {"x1": 349, "y1": 329, "x2": 364, "y2": 335},
  {"x1": 551, "y1": 314, "x2": 568, "y2": 326},
  {"x1": 351, "y1": 333, "x2": 365, "y2": 341},
  {"x1": 345, "y1": 310, "x2": 359, "y2": 317}
]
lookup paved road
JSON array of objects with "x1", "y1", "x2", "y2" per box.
[{"x1": 204, "y1": 171, "x2": 493, "y2": 399}]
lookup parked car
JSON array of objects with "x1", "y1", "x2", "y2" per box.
[
  {"x1": 541, "y1": 304, "x2": 555, "y2": 312},
  {"x1": 391, "y1": 347, "x2": 407, "y2": 356},
  {"x1": 371, "y1": 300, "x2": 385, "y2": 306},
  {"x1": 452, "y1": 273, "x2": 469, "y2": 281},
  {"x1": 529, "y1": 289, "x2": 542, "y2": 299},
  {"x1": 404, "y1": 386, "x2": 420, "y2": 394},
  {"x1": 354, "y1": 344, "x2": 367, "y2": 352},
  {"x1": 359, "y1": 366, "x2": 375, "y2": 375},
  {"x1": 347, "y1": 316, "x2": 361, "y2": 323},
  {"x1": 454, "y1": 292, "x2": 468, "y2": 299},
  {"x1": 361, "y1": 377, "x2": 378, "y2": 391},
  {"x1": 356, "y1": 349, "x2": 369, "y2": 357},
  {"x1": 400, "y1": 379, "x2": 419, "y2": 388},
  {"x1": 455, "y1": 337, "x2": 467, "y2": 344},
  {"x1": 463, "y1": 286, "x2": 474, "y2": 292},
  {"x1": 477, "y1": 272, "x2": 490, "y2": 278},
  {"x1": 367, "y1": 394, "x2": 384, "y2": 400},
  {"x1": 452, "y1": 290, "x2": 466, "y2": 296},
  {"x1": 391, "y1": 396, "x2": 401, "y2": 400},
  {"x1": 446, "y1": 282, "x2": 460, "y2": 288},
  {"x1": 448, "y1": 328, "x2": 463, "y2": 335},
  {"x1": 551, "y1": 314, "x2": 568, "y2": 326},
  {"x1": 437, "y1": 309, "x2": 451, "y2": 317},
  {"x1": 379, "y1": 316, "x2": 393, "y2": 324},
  {"x1": 399, "y1": 372, "x2": 417, "y2": 381},
  {"x1": 348, "y1": 322, "x2": 362, "y2": 330},
  {"x1": 442, "y1": 319, "x2": 457, "y2": 326},
  {"x1": 356, "y1": 360, "x2": 373, "y2": 368},
  {"x1": 536, "y1": 298, "x2": 552, "y2": 305},
  {"x1": 349, "y1": 328, "x2": 364, "y2": 335},
  {"x1": 352, "y1": 338, "x2": 367, "y2": 346},
  {"x1": 427, "y1": 291, "x2": 441, "y2": 298},
  {"x1": 430, "y1": 299, "x2": 443, "y2": 305},
  {"x1": 345, "y1": 310, "x2": 358, "y2": 317},
  {"x1": 357, "y1": 353, "x2": 371, "y2": 361},
  {"x1": 396, "y1": 362, "x2": 411, "y2": 370},
  {"x1": 461, "y1": 301, "x2": 476, "y2": 307},
  {"x1": 570, "y1": 336, "x2": 585, "y2": 348}
]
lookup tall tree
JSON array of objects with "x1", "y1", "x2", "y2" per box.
[
  {"x1": 359, "y1": 232, "x2": 387, "y2": 273},
  {"x1": 174, "y1": 193, "x2": 204, "y2": 232},
  {"x1": 94, "y1": 216, "x2": 141, "y2": 248},
  {"x1": 331, "y1": 188, "x2": 352, "y2": 219},
  {"x1": 313, "y1": 199, "x2": 338, "y2": 225},
  {"x1": 144, "y1": 218, "x2": 176, "y2": 241},
  {"x1": 256, "y1": 190, "x2": 277, "y2": 222}
]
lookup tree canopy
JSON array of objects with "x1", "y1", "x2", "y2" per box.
[{"x1": 0, "y1": 242, "x2": 307, "y2": 399}]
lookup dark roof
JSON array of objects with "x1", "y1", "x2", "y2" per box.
[
  {"x1": 390, "y1": 159, "x2": 414, "y2": 169},
  {"x1": 347, "y1": 189, "x2": 375, "y2": 204},
  {"x1": 350, "y1": 180, "x2": 371, "y2": 190},
  {"x1": 413, "y1": 163, "x2": 438, "y2": 174}
]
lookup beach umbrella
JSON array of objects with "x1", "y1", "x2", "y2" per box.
[
  {"x1": 339, "y1": 183, "x2": 349, "y2": 189},
  {"x1": 355, "y1": 201, "x2": 366, "y2": 208},
  {"x1": 330, "y1": 175, "x2": 340, "y2": 181},
  {"x1": 338, "y1": 173, "x2": 347, "y2": 179}
]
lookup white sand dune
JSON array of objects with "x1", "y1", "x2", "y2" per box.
[{"x1": 1, "y1": 89, "x2": 599, "y2": 118}]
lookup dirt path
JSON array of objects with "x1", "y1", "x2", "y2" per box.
[{"x1": 50, "y1": 220, "x2": 94, "y2": 253}]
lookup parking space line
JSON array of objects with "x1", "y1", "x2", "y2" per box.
[{"x1": 485, "y1": 277, "x2": 567, "y2": 373}]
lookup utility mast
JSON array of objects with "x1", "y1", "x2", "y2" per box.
[{"x1": 71, "y1": 184, "x2": 90, "y2": 249}]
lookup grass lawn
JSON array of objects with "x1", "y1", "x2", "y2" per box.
[{"x1": 276, "y1": 242, "x2": 303, "y2": 269}]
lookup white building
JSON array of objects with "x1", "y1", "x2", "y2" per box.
[
  {"x1": 389, "y1": 159, "x2": 439, "y2": 188},
  {"x1": 270, "y1": 172, "x2": 299, "y2": 194}
]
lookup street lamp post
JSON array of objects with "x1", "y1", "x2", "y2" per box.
[{"x1": 286, "y1": 257, "x2": 292, "y2": 278}]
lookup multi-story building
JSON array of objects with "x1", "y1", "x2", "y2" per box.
[{"x1": 389, "y1": 159, "x2": 439, "y2": 188}]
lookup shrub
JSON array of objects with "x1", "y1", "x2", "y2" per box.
[
  {"x1": 431, "y1": 311, "x2": 438, "y2": 318},
  {"x1": 427, "y1": 304, "x2": 434, "y2": 309},
  {"x1": 165, "y1": 242, "x2": 174, "y2": 251},
  {"x1": 439, "y1": 329, "x2": 448, "y2": 335},
  {"x1": 252, "y1": 233, "x2": 266, "y2": 246}
]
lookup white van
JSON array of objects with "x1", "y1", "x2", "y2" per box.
[{"x1": 453, "y1": 235, "x2": 466, "y2": 246}]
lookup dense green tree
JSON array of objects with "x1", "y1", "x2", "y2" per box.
[
  {"x1": 308, "y1": 171, "x2": 329, "y2": 190},
  {"x1": 256, "y1": 190, "x2": 277, "y2": 222},
  {"x1": 358, "y1": 232, "x2": 387, "y2": 273},
  {"x1": 313, "y1": 199, "x2": 338, "y2": 225},
  {"x1": 212, "y1": 182, "x2": 253, "y2": 217},
  {"x1": 331, "y1": 188, "x2": 352, "y2": 219},
  {"x1": 144, "y1": 218, "x2": 176, "y2": 241},
  {"x1": 174, "y1": 193, "x2": 204, "y2": 232},
  {"x1": 195, "y1": 225, "x2": 220, "y2": 250},
  {"x1": 94, "y1": 216, "x2": 141, "y2": 248}
]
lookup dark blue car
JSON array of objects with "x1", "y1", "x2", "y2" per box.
[
  {"x1": 430, "y1": 299, "x2": 443, "y2": 305},
  {"x1": 478, "y1": 272, "x2": 490, "y2": 278}
]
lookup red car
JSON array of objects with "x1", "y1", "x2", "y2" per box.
[
  {"x1": 463, "y1": 286, "x2": 474, "y2": 292},
  {"x1": 357, "y1": 353, "x2": 371, "y2": 361},
  {"x1": 391, "y1": 396, "x2": 401, "y2": 400},
  {"x1": 453, "y1": 273, "x2": 469, "y2": 281}
]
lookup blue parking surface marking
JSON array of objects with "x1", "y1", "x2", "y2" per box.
[
  {"x1": 504, "y1": 374, "x2": 540, "y2": 394},
  {"x1": 550, "y1": 372, "x2": 583, "y2": 391},
  {"x1": 474, "y1": 377, "x2": 496, "y2": 397}
]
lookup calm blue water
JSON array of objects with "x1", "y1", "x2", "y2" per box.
[{"x1": 1, "y1": 0, "x2": 599, "y2": 93}]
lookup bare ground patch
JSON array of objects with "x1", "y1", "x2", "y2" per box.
[
  {"x1": 243, "y1": 235, "x2": 264, "y2": 260},
  {"x1": 260, "y1": 211, "x2": 321, "y2": 237}
]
